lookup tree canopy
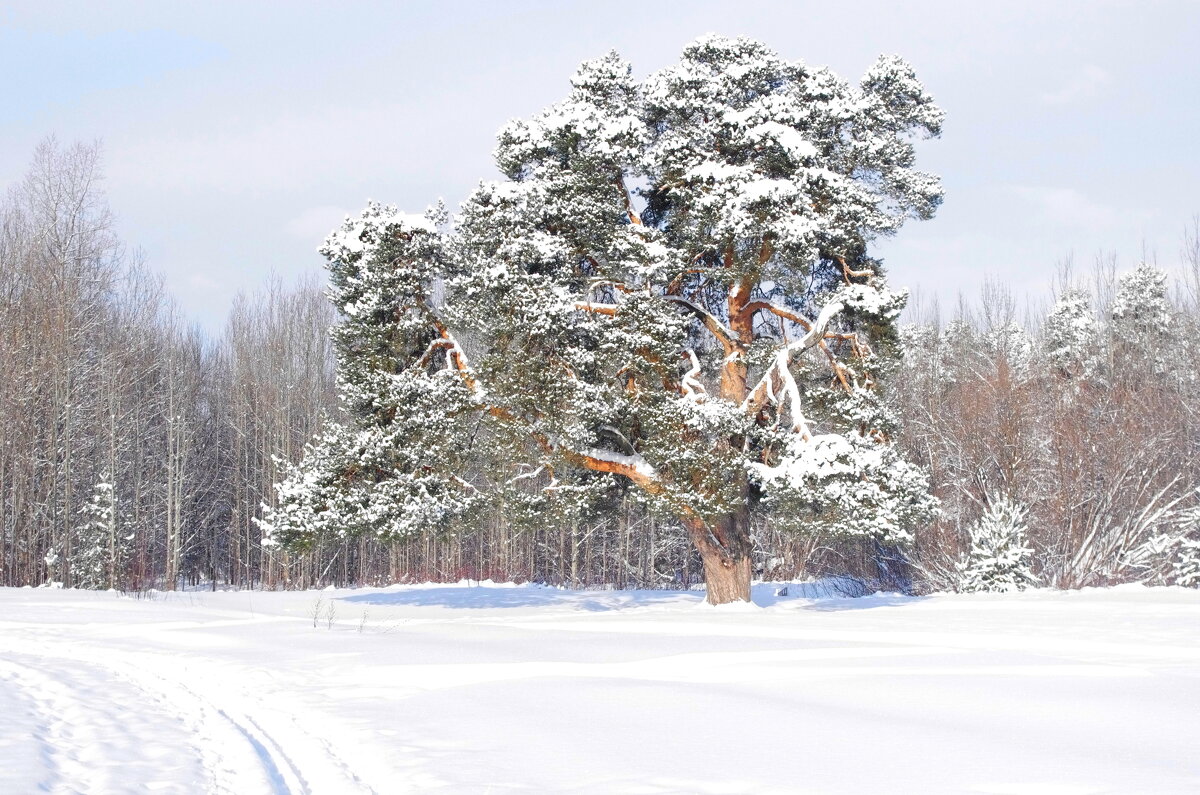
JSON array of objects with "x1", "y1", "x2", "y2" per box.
[{"x1": 262, "y1": 35, "x2": 945, "y2": 603}]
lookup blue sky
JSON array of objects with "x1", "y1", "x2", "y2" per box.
[{"x1": 3, "y1": 1, "x2": 1198, "y2": 330}]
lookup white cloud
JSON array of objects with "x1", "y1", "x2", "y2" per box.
[
  {"x1": 104, "y1": 100, "x2": 488, "y2": 197},
  {"x1": 286, "y1": 205, "x2": 350, "y2": 244},
  {"x1": 107, "y1": 105, "x2": 410, "y2": 191},
  {"x1": 187, "y1": 272, "x2": 221, "y2": 290},
  {"x1": 1040, "y1": 64, "x2": 1109, "y2": 106},
  {"x1": 1007, "y1": 185, "x2": 1122, "y2": 229}
]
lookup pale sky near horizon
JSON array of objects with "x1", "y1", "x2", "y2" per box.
[{"x1": 3, "y1": 1, "x2": 1198, "y2": 332}]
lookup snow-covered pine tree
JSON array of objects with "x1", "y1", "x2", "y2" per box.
[
  {"x1": 956, "y1": 496, "x2": 1038, "y2": 593},
  {"x1": 1111, "y1": 262, "x2": 1172, "y2": 375},
  {"x1": 74, "y1": 479, "x2": 124, "y2": 589},
  {"x1": 983, "y1": 321, "x2": 1034, "y2": 382},
  {"x1": 1044, "y1": 288, "x2": 1103, "y2": 381},
  {"x1": 937, "y1": 317, "x2": 980, "y2": 385},
  {"x1": 263, "y1": 35, "x2": 943, "y2": 603},
  {"x1": 897, "y1": 324, "x2": 942, "y2": 384}
]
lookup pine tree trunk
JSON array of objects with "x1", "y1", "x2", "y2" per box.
[
  {"x1": 687, "y1": 508, "x2": 753, "y2": 605},
  {"x1": 700, "y1": 549, "x2": 752, "y2": 605}
]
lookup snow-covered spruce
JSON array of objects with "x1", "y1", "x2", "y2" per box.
[
  {"x1": 956, "y1": 496, "x2": 1039, "y2": 593},
  {"x1": 71, "y1": 480, "x2": 128, "y2": 590},
  {"x1": 261, "y1": 35, "x2": 944, "y2": 603}
]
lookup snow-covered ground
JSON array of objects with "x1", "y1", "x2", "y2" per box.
[{"x1": 1, "y1": 582, "x2": 1197, "y2": 794}]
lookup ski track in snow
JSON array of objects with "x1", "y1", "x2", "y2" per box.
[
  {"x1": 0, "y1": 651, "x2": 209, "y2": 794},
  {"x1": 0, "y1": 636, "x2": 379, "y2": 794}
]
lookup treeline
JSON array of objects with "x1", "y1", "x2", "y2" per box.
[
  {"x1": 893, "y1": 249, "x2": 1200, "y2": 590},
  {"x1": 0, "y1": 140, "x2": 337, "y2": 590},
  {"x1": 1, "y1": 140, "x2": 1197, "y2": 591}
]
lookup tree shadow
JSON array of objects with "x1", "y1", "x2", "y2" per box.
[
  {"x1": 338, "y1": 585, "x2": 691, "y2": 612},
  {"x1": 799, "y1": 594, "x2": 924, "y2": 612},
  {"x1": 751, "y1": 581, "x2": 924, "y2": 610}
]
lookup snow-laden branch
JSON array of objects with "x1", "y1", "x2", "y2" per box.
[
  {"x1": 740, "y1": 297, "x2": 850, "y2": 433},
  {"x1": 575, "y1": 446, "x2": 659, "y2": 481},
  {"x1": 772, "y1": 348, "x2": 813, "y2": 438},
  {"x1": 797, "y1": 299, "x2": 845, "y2": 351},
  {"x1": 574, "y1": 279, "x2": 637, "y2": 315},
  {"x1": 506, "y1": 464, "x2": 547, "y2": 484},
  {"x1": 681, "y1": 349, "x2": 707, "y2": 402},
  {"x1": 414, "y1": 338, "x2": 456, "y2": 370},
  {"x1": 745, "y1": 298, "x2": 870, "y2": 362},
  {"x1": 505, "y1": 464, "x2": 562, "y2": 492},
  {"x1": 573, "y1": 301, "x2": 619, "y2": 316},
  {"x1": 449, "y1": 474, "x2": 479, "y2": 494},
  {"x1": 837, "y1": 255, "x2": 875, "y2": 283},
  {"x1": 429, "y1": 317, "x2": 485, "y2": 399},
  {"x1": 741, "y1": 345, "x2": 813, "y2": 439}
]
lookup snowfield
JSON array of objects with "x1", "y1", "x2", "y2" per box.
[{"x1": 1, "y1": 582, "x2": 1198, "y2": 794}]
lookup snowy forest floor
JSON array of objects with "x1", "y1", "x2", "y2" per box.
[{"x1": 1, "y1": 582, "x2": 1197, "y2": 794}]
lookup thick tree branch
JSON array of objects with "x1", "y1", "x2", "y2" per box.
[
  {"x1": 573, "y1": 301, "x2": 619, "y2": 316},
  {"x1": 742, "y1": 300, "x2": 813, "y2": 329},
  {"x1": 797, "y1": 299, "x2": 845, "y2": 351},
  {"x1": 664, "y1": 295, "x2": 743, "y2": 356},
  {"x1": 837, "y1": 255, "x2": 874, "y2": 283},
  {"x1": 615, "y1": 172, "x2": 642, "y2": 226}
]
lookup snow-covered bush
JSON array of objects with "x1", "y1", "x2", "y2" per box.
[
  {"x1": 1174, "y1": 537, "x2": 1200, "y2": 587},
  {"x1": 1130, "y1": 534, "x2": 1199, "y2": 588},
  {"x1": 956, "y1": 496, "x2": 1038, "y2": 593},
  {"x1": 1152, "y1": 506, "x2": 1200, "y2": 588},
  {"x1": 42, "y1": 549, "x2": 63, "y2": 588}
]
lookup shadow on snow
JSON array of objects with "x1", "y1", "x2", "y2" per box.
[
  {"x1": 335, "y1": 581, "x2": 923, "y2": 612},
  {"x1": 337, "y1": 585, "x2": 690, "y2": 611}
]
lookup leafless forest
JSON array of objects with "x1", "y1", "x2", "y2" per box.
[{"x1": 3, "y1": 140, "x2": 1198, "y2": 592}]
